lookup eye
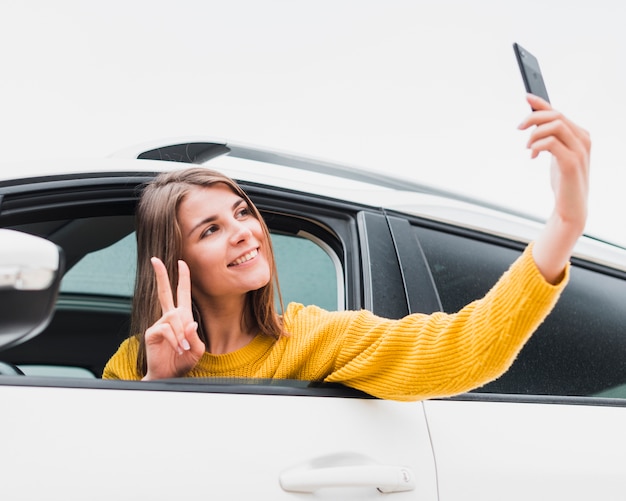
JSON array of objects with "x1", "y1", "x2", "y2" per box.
[
  {"x1": 236, "y1": 206, "x2": 251, "y2": 218},
  {"x1": 200, "y1": 225, "x2": 218, "y2": 238}
]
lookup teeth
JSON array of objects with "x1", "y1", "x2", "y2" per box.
[{"x1": 230, "y1": 249, "x2": 258, "y2": 266}]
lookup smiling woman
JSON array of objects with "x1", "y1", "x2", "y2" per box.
[
  {"x1": 103, "y1": 91, "x2": 593, "y2": 401},
  {"x1": 121, "y1": 168, "x2": 284, "y2": 379}
]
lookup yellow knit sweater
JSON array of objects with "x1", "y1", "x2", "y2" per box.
[{"x1": 102, "y1": 244, "x2": 568, "y2": 401}]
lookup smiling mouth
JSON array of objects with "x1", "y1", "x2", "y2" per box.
[{"x1": 228, "y1": 248, "x2": 259, "y2": 267}]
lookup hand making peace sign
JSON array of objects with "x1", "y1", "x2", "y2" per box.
[{"x1": 141, "y1": 258, "x2": 205, "y2": 380}]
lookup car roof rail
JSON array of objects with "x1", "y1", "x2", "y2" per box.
[
  {"x1": 115, "y1": 137, "x2": 464, "y2": 198},
  {"x1": 111, "y1": 137, "x2": 547, "y2": 225}
]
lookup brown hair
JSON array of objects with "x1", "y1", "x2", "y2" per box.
[{"x1": 131, "y1": 167, "x2": 284, "y2": 376}]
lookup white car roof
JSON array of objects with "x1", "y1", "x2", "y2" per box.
[{"x1": 2, "y1": 136, "x2": 625, "y2": 272}]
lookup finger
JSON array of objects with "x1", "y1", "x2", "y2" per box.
[
  {"x1": 151, "y1": 257, "x2": 176, "y2": 313},
  {"x1": 519, "y1": 106, "x2": 590, "y2": 147},
  {"x1": 521, "y1": 110, "x2": 586, "y2": 142},
  {"x1": 526, "y1": 93, "x2": 551, "y2": 111},
  {"x1": 527, "y1": 135, "x2": 569, "y2": 160},
  {"x1": 527, "y1": 118, "x2": 585, "y2": 155},
  {"x1": 159, "y1": 309, "x2": 187, "y2": 346},
  {"x1": 177, "y1": 260, "x2": 193, "y2": 313},
  {"x1": 145, "y1": 322, "x2": 184, "y2": 355},
  {"x1": 519, "y1": 112, "x2": 591, "y2": 167},
  {"x1": 527, "y1": 135, "x2": 589, "y2": 177},
  {"x1": 184, "y1": 321, "x2": 203, "y2": 353},
  {"x1": 153, "y1": 307, "x2": 193, "y2": 354},
  {"x1": 167, "y1": 315, "x2": 194, "y2": 354}
]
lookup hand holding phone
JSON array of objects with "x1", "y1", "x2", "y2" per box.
[{"x1": 513, "y1": 43, "x2": 550, "y2": 108}]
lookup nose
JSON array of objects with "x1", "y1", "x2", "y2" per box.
[{"x1": 229, "y1": 219, "x2": 253, "y2": 245}]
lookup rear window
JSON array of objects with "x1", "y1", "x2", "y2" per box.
[{"x1": 413, "y1": 225, "x2": 626, "y2": 400}]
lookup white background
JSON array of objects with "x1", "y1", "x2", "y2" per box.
[{"x1": 1, "y1": 0, "x2": 624, "y2": 246}]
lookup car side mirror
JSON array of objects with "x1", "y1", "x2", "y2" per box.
[{"x1": 0, "y1": 229, "x2": 64, "y2": 351}]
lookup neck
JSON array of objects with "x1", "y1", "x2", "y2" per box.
[{"x1": 196, "y1": 295, "x2": 256, "y2": 355}]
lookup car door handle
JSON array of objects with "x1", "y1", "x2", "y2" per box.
[{"x1": 279, "y1": 453, "x2": 415, "y2": 493}]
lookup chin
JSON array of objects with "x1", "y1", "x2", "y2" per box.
[{"x1": 248, "y1": 274, "x2": 271, "y2": 292}]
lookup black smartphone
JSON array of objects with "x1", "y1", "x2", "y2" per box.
[{"x1": 513, "y1": 43, "x2": 550, "y2": 107}]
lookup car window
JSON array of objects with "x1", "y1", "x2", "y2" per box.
[
  {"x1": 61, "y1": 232, "x2": 137, "y2": 297},
  {"x1": 60, "y1": 230, "x2": 342, "y2": 311},
  {"x1": 2, "y1": 203, "x2": 347, "y2": 378},
  {"x1": 272, "y1": 232, "x2": 341, "y2": 311},
  {"x1": 413, "y1": 225, "x2": 626, "y2": 400}
]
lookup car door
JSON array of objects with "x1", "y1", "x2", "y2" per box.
[
  {"x1": 0, "y1": 171, "x2": 439, "y2": 500},
  {"x1": 423, "y1": 395, "x2": 626, "y2": 500},
  {"x1": 395, "y1": 220, "x2": 626, "y2": 500},
  {"x1": 0, "y1": 379, "x2": 439, "y2": 500}
]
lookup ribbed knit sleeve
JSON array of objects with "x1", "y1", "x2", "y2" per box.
[{"x1": 288, "y1": 243, "x2": 569, "y2": 401}]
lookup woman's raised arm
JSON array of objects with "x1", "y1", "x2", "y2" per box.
[{"x1": 518, "y1": 94, "x2": 591, "y2": 284}]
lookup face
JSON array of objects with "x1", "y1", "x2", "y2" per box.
[{"x1": 177, "y1": 183, "x2": 271, "y2": 303}]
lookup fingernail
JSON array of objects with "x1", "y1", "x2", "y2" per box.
[{"x1": 182, "y1": 339, "x2": 191, "y2": 351}]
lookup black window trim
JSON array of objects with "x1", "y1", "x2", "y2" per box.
[
  {"x1": 445, "y1": 391, "x2": 626, "y2": 408},
  {"x1": 0, "y1": 375, "x2": 375, "y2": 399}
]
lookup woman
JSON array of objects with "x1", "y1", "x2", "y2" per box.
[{"x1": 103, "y1": 95, "x2": 591, "y2": 401}]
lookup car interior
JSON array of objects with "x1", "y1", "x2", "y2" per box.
[{"x1": 0, "y1": 181, "x2": 345, "y2": 380}]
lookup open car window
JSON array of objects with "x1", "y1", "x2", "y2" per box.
[{"x1": 2, "y1": 206, "x2": 347, "y2": 379}]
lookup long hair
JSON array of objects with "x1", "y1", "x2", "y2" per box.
[{"x1": 131, "y1": 167, "x2": 284, "y2": 376}]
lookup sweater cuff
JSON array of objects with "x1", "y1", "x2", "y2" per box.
[{"x1": 520, "y1": 241, "x2": 570, "y2": 293}]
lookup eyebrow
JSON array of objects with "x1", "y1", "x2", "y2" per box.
[{"x1": 187, "y1": 197, "x2": 246, "y2": 237}]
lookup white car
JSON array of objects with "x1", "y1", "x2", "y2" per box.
[{"x1": 1, "y1": 138, "x2": 625, "y2": 500}]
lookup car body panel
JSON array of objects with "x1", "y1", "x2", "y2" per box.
[
  {"x1": 424, "y1": 396, "x2": 626, "y2": 501},
  {"x1": 0, "y1": 379, "x2": 438, "y2": 501}
]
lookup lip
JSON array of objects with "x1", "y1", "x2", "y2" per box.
[{"x1": 228, "y1": 247, "x2": 259, "y2": 267}]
